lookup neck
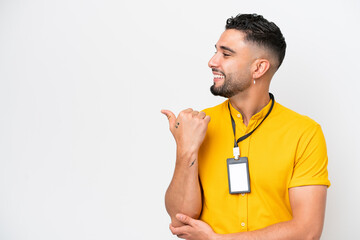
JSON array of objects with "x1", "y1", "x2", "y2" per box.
[{"x1": 229, "y1": 88, "x2": 271, "y2": 126}]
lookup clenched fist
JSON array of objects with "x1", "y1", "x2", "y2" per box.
[{"x1": 161, "y1": 108, "x2": 211, "y2": 154}]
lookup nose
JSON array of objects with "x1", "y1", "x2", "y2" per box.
[{"x1": 208, "y1": 52, "x2": 220, "y2": 69}]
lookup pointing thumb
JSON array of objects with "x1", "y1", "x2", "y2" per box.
[{"x1": 161, "y1": 109, "x2": 176, "y2": 128}]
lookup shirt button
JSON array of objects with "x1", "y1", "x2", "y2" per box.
[
  {"x1": 237, "y1": 114, "x2": 241, "y2": 118},
  {"x1": 241, "y1": 222, "x2": 246, "y2": 227},
  {"x1": 241, "y1": 193, "x2": 245, "y2": 196}
]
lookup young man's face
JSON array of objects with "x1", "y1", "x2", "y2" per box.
[{"x1": 209, "y1": 29, "x2": 257, "y2": 98}]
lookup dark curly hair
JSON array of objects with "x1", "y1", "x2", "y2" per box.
[{"x1": 226, "y1": 13, "x2": 286, "y2": 68}]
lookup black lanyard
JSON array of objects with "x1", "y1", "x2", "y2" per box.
[{"x1": 228, "y1": 93, "x2": 275, "y2": 148}]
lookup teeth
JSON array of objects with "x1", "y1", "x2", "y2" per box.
[{"x1": 214, "y1": 75, "x2": 224, "y2": 79}]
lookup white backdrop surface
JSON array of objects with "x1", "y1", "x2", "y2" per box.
[{"x1": 0, "y1": 0, "x2": 359, "y2": 239}]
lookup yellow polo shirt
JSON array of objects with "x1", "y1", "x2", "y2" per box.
[{"x1": 198, "y1": 98, "x2": 330, "y2": 234}]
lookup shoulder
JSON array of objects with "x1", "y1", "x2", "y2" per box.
[
  {"x1": 268, "y1": 102, "x2": 326, "y2": 147},
  {"x1": 272, "y1": 102, "x2": 320, "y2": 131}
]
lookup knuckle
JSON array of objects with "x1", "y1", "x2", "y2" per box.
[{"x1": 182, "y1": 108, "x2": 192, "y2": 114}]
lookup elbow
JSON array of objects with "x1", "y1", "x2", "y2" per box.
[
  {"x1": 165, "y1": 200, "x2": 201, "y2": 222},
  {"x1": 293, "y1": 219, "x2": 323, "y2": 240},
  {"x1": 304, "y1": 235, "x2": 321, "y2": 240},
  {"x1": 303, "y1": 235, "x2": 321, "y2": 240},
  {"x1": 303, "y1": 226, "x2": 323, "y2": 240},
  {"x1": 172, "y1": 207, "x2": 201, "y2": 221},
  {"x1": 186, "y1": 208, "x2": 202, "y2": 220},
  {"x1": 307, "y1": 232, "x2": 322, "y2": 240},
  {"x1": 179, "y1": 201, "x2": 202, "y2": 220},
  {"x1": 170, "y1": 208, "x2": 201, "y2": 227}
]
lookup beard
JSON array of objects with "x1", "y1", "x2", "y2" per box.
[{"x1": 210, "y1": 73, "x2": 251, "y2": 98}]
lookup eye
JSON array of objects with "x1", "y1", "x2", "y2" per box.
[{"x1": 223, "y1": 53, "x2": 230, "y2": 57}]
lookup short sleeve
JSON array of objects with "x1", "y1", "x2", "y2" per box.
[{"x1": 289, "y1": 124, "x2": 331, "y2": 188}]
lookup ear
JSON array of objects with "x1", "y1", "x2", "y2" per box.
[{"x1": 252, "y1": 59, "x2": 270, "y2": 79}]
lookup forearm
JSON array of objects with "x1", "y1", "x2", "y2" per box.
[
  {"x1": 165, "y1": 149, "x2": 202, "y2": 227},
  {"x1": 217, "y1": 219, "x2": 322, "y2": 240}
]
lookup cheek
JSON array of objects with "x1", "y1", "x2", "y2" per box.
[
  {"x1": 230, "y1": 67, "x2": 252, "y2": 81},
  {"x1": 224, "y1": 62, "x2": 244, "y2": 76},
  {"x1": 222, "y1": 62, "x2": 237, "y2": 75}
]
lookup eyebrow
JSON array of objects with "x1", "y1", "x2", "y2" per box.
[{"x1": 215, "y1": 44, "x2": 236, "y2": 54}]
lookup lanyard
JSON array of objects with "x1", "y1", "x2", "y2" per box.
[{"x1": 228, "y1": 93, "x2": 275, "y2": 158}]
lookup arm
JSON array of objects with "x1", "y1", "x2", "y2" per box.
[
  {"x1": 218, "y1": 185, "x2": 327, "y2": 240},
  {"x1": 170, "y1": 185, "x2": 327, "y2": 240},
  {"x1": 161, "y1": 109, "x2": 210, "y2": 227}
]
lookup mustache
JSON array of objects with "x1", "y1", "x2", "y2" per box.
[{"x1": 212, "y1": 68, "x2": 226, "y2": 77}]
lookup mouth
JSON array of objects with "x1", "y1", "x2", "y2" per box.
[
  {"x1": 212, "y1": 69, "x2": 225, "y2": 83},
  {"x1": 213, "y1": 74, "x2": 225, "y2": 80}
]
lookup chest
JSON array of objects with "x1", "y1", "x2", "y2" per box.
[{"x1": 199, "y1": 123, "x2": 298, "y2": 195}]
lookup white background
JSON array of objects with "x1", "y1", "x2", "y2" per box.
[{"x1": 0, "y1": 0, "x2": 359, "y2": 239}]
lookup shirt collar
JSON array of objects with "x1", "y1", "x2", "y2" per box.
[{"x1": 228, "y1": 97, "x2": 273, "y2": 124}]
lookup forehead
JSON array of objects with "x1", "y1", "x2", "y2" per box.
[{"x1": 216, "y1": 29, "x2": 248, "y2": 51}]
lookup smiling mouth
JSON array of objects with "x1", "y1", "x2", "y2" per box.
[
  {"x1": 212, "y1": 71, "x2": 225, "y2": 84},
  {"x1": 212, "y1": 69, "x2": 226, "y2": 81},
  {"x1": 213, "y1": 74, "x2": 225, "y2": 79}
]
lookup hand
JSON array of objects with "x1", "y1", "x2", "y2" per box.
[
  {"x1": 169, "y1": 213, "x2": 218, "y2": 240},
  {"x1": 161, "y1": 109, "x2": 211, "y2": 154}
]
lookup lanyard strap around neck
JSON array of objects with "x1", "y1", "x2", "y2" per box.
[{"x1": 228, "y1": 93, "x2": 275, "y2": 148}]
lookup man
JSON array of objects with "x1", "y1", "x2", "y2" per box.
[{"x1": 161, "y1": 13, "x2": 330, "y2": 240}]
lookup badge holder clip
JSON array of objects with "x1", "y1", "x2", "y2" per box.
[{"x1": 227, "y1": 147, "x2": 251, "y2": 194}]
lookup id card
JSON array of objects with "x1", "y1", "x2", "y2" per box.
[{"x1": 227, "y1": 157, "x2": 251, "y2": 194}]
